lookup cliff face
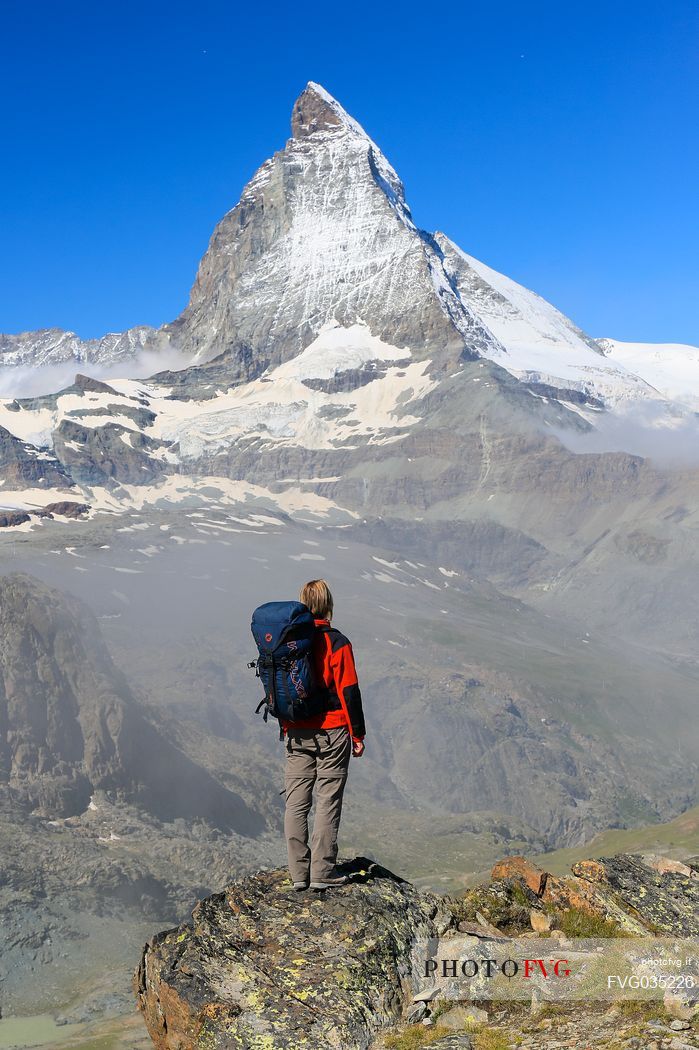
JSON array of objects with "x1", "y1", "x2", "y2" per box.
[
  {"x1": 0, "y1": 573, "x2": 262, "y2": 832},
  {"x1": 134, "y1": 852, "x2": 699, "y2": 1050}
]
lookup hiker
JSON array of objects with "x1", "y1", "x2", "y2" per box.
[{"x1": 283, "y1": 580, "x2": 365, "y2": 890}]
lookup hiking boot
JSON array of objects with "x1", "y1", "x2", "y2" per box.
[
  {"x1": 310, "y1": 874, "x2": 348, "y2": 890},
  {"x1": 292, "y1": 881, "x2": 308, "y2": 891}
]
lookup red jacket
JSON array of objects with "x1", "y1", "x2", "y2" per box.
[{"x1": 281, "y1": 618, "x2": 366, "y2": 741}]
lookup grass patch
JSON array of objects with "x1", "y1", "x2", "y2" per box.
[
  {"x1": 510, "y1": 883, "x2": 532, "y2": 908},
  {"x1": 535, "y1": 802, "x2": 699, "y2": 877},
  {"x1": 555, "y1": 907, "x2": 624, "y2": 938},
  {"x1": 615, "y1": 1000, "x2": 670, "y2": 1022},
  {"x1": 531, "y1": 1003, "x2": 569, "y2": 1021},
  {"x1": 384, "y1": 1023, "x2": 451, "y2": 1049},
  {"x1": 474, "y1": 1031, "x2": 511, "y2": 1050}
]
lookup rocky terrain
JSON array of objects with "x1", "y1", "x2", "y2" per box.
[
  {"x1": 1, "y1": 535, "x2": 696, "y2": 1030},
  {"x1": 134, "y1": 852, "x2": 699, "y2": 1050}
]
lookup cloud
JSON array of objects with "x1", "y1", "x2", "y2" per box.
[
  {"x1": 554, "y1": 399, "x2": 699, "y2": 467},
  {"x1": 0, "y1": 348, "x2": 192, "y2": 400}
]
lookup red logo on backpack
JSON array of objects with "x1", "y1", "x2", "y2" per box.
[{"x1": 265, "y1": 632, "x2": 273, "y2": 642}]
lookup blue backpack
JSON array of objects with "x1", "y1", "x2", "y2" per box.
[{"x1": 249, "y1": 601, "x2": 329, "y2": 731}]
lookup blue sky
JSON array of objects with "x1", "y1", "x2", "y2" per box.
[{"x1": 2, "y1": 0, "x2": 697, "y2": 344}]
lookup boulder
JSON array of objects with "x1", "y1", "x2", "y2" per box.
[
  {"x1": 469, "y1": 852, "x2": 699, "y2": 938},
  {"x1": 490, "y1": 856, "x2": 547, "y2": 896},
  {"x1": 529, "y1": 908, "x2": 552, "y2": 932},
  {"x1": 572, "y1": 855, "x2": 699, "y2": 936},
  {"x1": 134, "y1": 859, "x2": 453, "y2": 1050},
  {"x1": 440, "y1": 1003, "x2": 488, "y2": 1028}
]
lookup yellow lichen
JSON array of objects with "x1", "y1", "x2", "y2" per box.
[{"x1": 245, "y1": 988, "x2": 266, "y2": 1011}]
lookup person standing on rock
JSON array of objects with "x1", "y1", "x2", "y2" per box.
[{"x1": 283, "y1": 579, "x2": 365, "y2": 891}]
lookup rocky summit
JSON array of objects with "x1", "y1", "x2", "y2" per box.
[
  {"x1": 134, "y1": 852, "x2": 699, "y2": 1050},
  {"x1": 134, "y1": 858, "x2": 453, "y2": 1050},
  {"x1": 1, "y1": 82, "x2": 698, "y2": 516}
]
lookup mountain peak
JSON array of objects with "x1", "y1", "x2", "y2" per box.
[{"x1": 291, "y1": 81, "x2": 366, "y2": 140}]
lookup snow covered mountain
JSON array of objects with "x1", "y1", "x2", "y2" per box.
[
  {"x1": 0, "y1": 326, "x2": 157, "y2": 370},
  {"x1": 1, "y1": 82, "x2": 698, "y2": 554},
  {"x1": 437, "y1": 237, "x2": 677, "y2": 410},
  {"x1": 3, "y1": 81, "x2": 694, "y2": 419}
]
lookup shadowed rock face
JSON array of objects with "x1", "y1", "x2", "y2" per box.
[
  {"x1": 0, "y1": 510, "x2": 30, "y2": 527},
  {"x1": 0, "y1": 425, "x2": 74, "y2": 490},
  {"x1": 41, "y1": 500, "x2": 90, "y2": 518},
  {"x1": 0, "y1": 574, "x2": 263, "y2": 833},
  {"x1": 291, "y1": 82, "x2": 346, "y2": 137},
  {"x1": 52, "y1": 419, "x2": 176, "y2": 487},
  {"x1": 134, "y1": 858, "x2": 453, "y2": 1050}
]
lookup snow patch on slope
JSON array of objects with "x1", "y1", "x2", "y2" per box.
[
  {"x1": 270, "y1": 320, "x2": 409, "y2": 380},
  {"x1": 150, "y1": 325, "x2": 436, "y2": 456}
]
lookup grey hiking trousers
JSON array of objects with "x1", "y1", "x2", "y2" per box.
[{"x1": 284, "y1": 725, "x2": 351, "y2": 883}]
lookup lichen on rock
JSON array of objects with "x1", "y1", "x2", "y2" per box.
[{"x1": 134, "y1": 858, "x2": 453, "y2": 1050}]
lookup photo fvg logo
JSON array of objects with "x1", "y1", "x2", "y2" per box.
[{"x1": 425, "y1": 957, "x2": 571, "y2": 979}]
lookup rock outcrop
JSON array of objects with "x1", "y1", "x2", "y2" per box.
[
  {"x1": 0, "y1": 424, "x2": 74, "y2": 490},
  {"x1": 134, "y1": 858, "x2": 452, "y2": 1050},
  {"x1": 465, "y1": 852, "x2": 699, "y2": 937},
  {"x1": 135, "y1": 851, "x2": 699, "y2": 1049},
  {"x1": 40, "y1": 500, "x2": 91, "y2": 518},
  {"x1": 52, "y1": 418, "x2": 176, "y2": 487},
  {"x1": 0, "y1": 510, "x2": 30, "y2": 527}
]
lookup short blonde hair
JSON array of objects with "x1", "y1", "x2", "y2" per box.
[{"x1": 300, "y1": 579, "x2": 334, "y2": 620}]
